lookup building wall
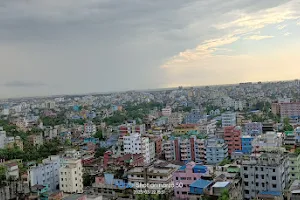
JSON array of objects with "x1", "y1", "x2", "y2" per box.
[
  {"x1": 59, "y1": 159, "x2": 83, "y2": 194},
  {"x1": 241, "y1": 136, "x2": 254, "y2": 154},
  {"x1": 123, "y1": 134, "x2": 150, "y2": 164},
  {"x1": 222, "y1": 112, "x2": 236, "y2": 127},
  {"x1": 280, "y1": 103, "x2": 300, "y2": 119},
  {"x1": 245, "y1": 122, "x2": 263, "y2": 135},
  {"x1": 224, "y1": 126, "x2": 242, "y2": 155},
  {"x1": 289, "y1": 154, "x2": 300, "y2": 182},
  {"x1": 206, "y1": 139, "x2": 228, "y2": 164}
]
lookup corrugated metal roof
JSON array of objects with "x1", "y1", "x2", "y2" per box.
[{"x1": 190, "y1": 179, "x2": 212, "y2": 188}]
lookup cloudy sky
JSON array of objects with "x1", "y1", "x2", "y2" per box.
[{"x1": 1, "y1": 0, "x2": 300, "y2": 98}]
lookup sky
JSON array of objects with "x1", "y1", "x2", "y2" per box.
[{"x1": 1, "y1": 0, "x2": 300, "y2": 98}]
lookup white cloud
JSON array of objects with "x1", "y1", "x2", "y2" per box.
[
  {"x1": 277, "y1": 24, "x2": 287, "y2": 29},
  {"x1": 284, "y1": 32, "x2": 291, "y2": 36},
  {"x1": 245, "y1": 35, "x2": 274, "y2": 40}
]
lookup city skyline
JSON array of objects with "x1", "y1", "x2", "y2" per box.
[{"x1": 1, "y1": 0, "x2": 300, "y2": 98}]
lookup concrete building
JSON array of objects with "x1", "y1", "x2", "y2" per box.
[
  {"x1": 0, "y1": 127, "x2": 6, "y2": 149},
  {"x1": 84, "y1": 122, "x2": 97, "y2": 135},
  {"x1": 162, "y1": 106, "x2": 172, "y2": 117},
  {"x1": 221, "y1": 112, "x2": 236, "y2": 127},
  {"x1": 280, "y1": 102, "x2": 300, "y2": 121},
  {"x1": 173, "y1": 162, "x2": 210, "y2": 199},
  {"x1": 149, "y1": 141, "x2": 155, "y2": 162},
  {"x1": 241, "y1": 150, "x2": 289, "y2": 200},
  {"x1": 59, "y1": 158, "x2": 83, "y2": 194},
  {"x1": 184, "y1": 109, "x2": 203, "y2": 124},
  {"x1": 252, "y1": 132, "x2": 282, "y2": 153},
  {"x1": 119, "y1": 123, "x2": 145, "y2": 139},
  {"x1": 206, "y1": 138, "x2": 228, "y2": 165},
  {"x1": 224, "y1": 126, "x2": 242, "y2": 155},
  {"x1": 284, "y1": 131, "x2": 297, "y2": 146},
  {"x1": 127, "y1": 160, "x2": 179, "y2": 193},
  {"x1": 5, "y1": 136, "x2": 23, "y2": 151},
  {"x1": 168, "y1": 112, "x2": 183, "y2": 125},
  {"x1": 245, "y1": 122, "x2": 263, "y2": 135},
  {"x1": 163, "y1": 135, "x2": 206, "y2": 164},
  {"x1": 123, "y1": 133, "x2": 150, "y2": 164},
  {"x1": 28, "y1": 133, "x2": 44, "y2": 147},
  {"x1": 241, "y1": 135, "x2": 254, "y2": 154},
  {"x1": 28, "y1": 155, "x2": 60, "y2": 191},
  {"x1": 288, "y1": 153, "x2": 300, "y2": 183}
]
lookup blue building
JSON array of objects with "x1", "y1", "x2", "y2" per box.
[
  {"x1": 206, "y1": 138, "x2": 228, "y2": 164},
  {"x1": 185, "y1": 109, "x2": 202, "y2": 124},
  {"x1": 241, "y1": 135, "x2": 254, "y2": 154},
  {"x1": 189, "y1": 179, "x2": 212, "y2": 195}
]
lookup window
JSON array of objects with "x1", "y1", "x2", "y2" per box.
[
  {"x1": 261, "y1": 167, "x2": 264, "y2": 171},
  {"x1": 245, "y1": 190, "x2": 249, "y2": 194},
  {"x1": 244, "y1": 174, "x2": 248, "y2": 178},
  {"x1": 272, "y1": 176, "x2": 276, "y2": 180},
  {"x1": 244, "y1": 167, "x2": 248, "y2": 170},
  {"x1": 262, "y1": 183, "x2": 265, "y2": 187},
  {"x1": 256, "y1": 182, "x2": 259, "y2": 186},
  {"x1": 273, "y1": 169, "x2": 275, "y2": 172},
  {"x1": 244, "y1": 182, "x2": 248, "y2": 186},
  {"x1": 176, "y1": 177, "x2": 178, "y2": 180},
  {"x1": 61, "y1": 178, "x2": 63, "y2": 181},
  {"x1": 272, "y1": 184, "x2": 277, "y2": 188},
  {"x1": 261, "y1": 175, "x2": 264, "y2": 179},
  {"x1": 61, "y1": 184, "x2": 64, "y2": 187},
  {"x1": 255, "y1": 174, "x2": 258, "y2": 179},
  {"x1": 75, "y1": 171, "x2": 76, "y2": 174}
]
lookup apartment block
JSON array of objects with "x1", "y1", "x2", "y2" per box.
[
  {"x1": 84, "y1": 121, "x2": 97, "y2": 135},
  {"x1": 163, "y1": 135, "x2": 206, "y2": 164},
  {"x1": 241, "y1": 150, "x2": 289, "y2": 200},
  {"x1": 206, "y1": 138, "x2": 228, "y2": 165},
  {"x1": 288, "y1": 153, "x2": 300, "y2": 183},
  {"x1": 28, "y1": 155, "x2": 60, "y2": 191},
  {"x1": 224, "y1": 126, "x2": 242, "y2": 155},
  {"x1": 252, "y1": 132, "x2": 282, "y2": 153},
  {"x1": 245, "y1": 122, "x2": 263, "y2": 135},
  {"x1": 280, "y1": 102, "x2": 300, "y2": 120},
  {"x1": 119, "y1": 123, "x2": 145, "y2": 138},
  {"x1": 123, "y1": 133, "x2": 150, "y2": 164},
  {"x1": 241, "y1": 135, "x2": 254, "y2": 154},
  {"x1": 28, "y1": 133, "x2": 44, "y2": 147},
  {"x1": 59, "y1": 159, "x2": 83, "y2": 194},
  {"x1": 168, "y1": 112, "x2": 183, "y2": 126},
  {"x1": 127, "y1": 160, "x2": 179, "y2": 193},
  {"x1": 221, "y1": 112, "x2": 236, "y2": 127},
  {"x1": 184, "y1": 109, "x2": 203, "y2": 124}
]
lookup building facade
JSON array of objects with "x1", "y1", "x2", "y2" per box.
[
  {"x1": 59, "y1": 159, "x2": 83, "y2": 194},
  {"x1": 241, "y1": 151, "x2": 289, "y2": 200},
  {"x1": 280, "y1": 102, "x2": 300, "y2": 120},
  {"x1": 123, "y1": 133, "x2": 150, "y2": 164},
  {"x1": 221, "y1": 112, "x2": 236, "y2": 127},
  {"x1": 224, "y1": 126, "x2": 242, "y2": 155},
  {"x1": 206, "y1": 138, "x2": 228, "y2": 165},
  {"x1": 28, "y1": 155, "x2": 60, "y2": 191},
  {"x1": 241, "y1": 135, "x2": 254, "y2": 154},
  {"x1": 245, "y1": 122, "x2": 263, "y2": 135}
]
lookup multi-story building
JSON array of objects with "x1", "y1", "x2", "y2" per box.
[
  {"x1": 245, "y1": 122, "x2": 263, "y2": 135},
  {"x1": 221, "y1": 112, "x2": 236, "y2": 127},
  {"x1": 28, "y1": 155, "x2": 60, "y2": 191},
  {"x1": 162, "y1": 106, "x2": 172, "y2": 117},
  {"x1": 206, "y1": 138, "x2": 228, "y2": 165},
  {"x1": 241, "y1": 135, "x2": 254, "y2": 154},
  {"x1": 271, "y1": 103, "x2": 281, "y2": 115},
  {"x1": 149, "y1": 141, "x2": 155, "y2": 162},
  {"x1": 224, "y1": 126, "x2": 242, "y2": 155},
  {"x1": 284, "y1": 131, "x2": 297, "y2": 146},
  {"x1": 241, "y1": 150, "x2": 289, "y2": 200},
  {"x1": 173, "y1": 162, "x2": 210, "y2": 199},
  {"x1": 59, "y1": 158, "x2": 83, "y2": 194},
  {"x1": 163, "y1": 135, "x2": 206, "y2": 164},
  {"x1": 123, "y1": 133, "x2": 150, "y2": 164},
  {"x1": 168, "y1": 112, "x2": 183, "y2": 126},
  {"x1": 127, "y1": 160, "x2": 179, "y2": 193},
  {"x1": 5, "y1": 136, "x2": 23, "y2": 151},
  {"x1": 289, "y1": 153, "x2": 300, "y2": 183},
  {"x1": 84, "y1": 121, "x2": 97, "y2": 135},
  {"x1": 119, "y1": 123, "x2": 145, "y2": 138},
  {"x1": 280, "y1": 102, "x2": 300, "y2": 121},
  {"x1": 174, "y1": 124, "x2": 198, "y2": 135},
  {"x1": 252, "y1": 132, "x2": 282, "y2": 153},
  {"x1": 28, "y1": 133, "x2": 44, "y2": 147},
  {"x1": 198, "y1": 120, "x2": 217, "y2": 135},
  {"x1": 184, "y1": 109, "x2": 203, "y2": 124},
  {"x1": 0, "y1": 127, "x2": 6, "y2": 149}
]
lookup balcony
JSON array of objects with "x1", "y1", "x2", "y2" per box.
[{"x1": 181, "y1": 148, "x2": 188, "y2": 153}]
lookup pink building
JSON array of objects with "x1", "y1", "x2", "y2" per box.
[
  {"x1": 173, "y1": 162, "x2": 209, "y2": 199},
  {"x1": 224, "y1": 126, "x2": 242, "y2": 155}
]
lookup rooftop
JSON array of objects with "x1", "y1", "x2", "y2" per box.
[
  {"x1": 63, "y1": 194, "x2": 86, "y2": 200},
  {"x1": 190, "y1": 179, "x2": 212, "y2": 188},
  {"x1": 212, "y1": 182, "x2": 230, "y2": 188}
]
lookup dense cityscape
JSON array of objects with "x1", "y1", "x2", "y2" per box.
[{"x1": 0, "y1": 80, "x2": 299, "y2": 200}]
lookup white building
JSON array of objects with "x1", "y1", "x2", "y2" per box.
[
  {"x1": 84, "y1": 122, "x2": 97, "y2": 135},
  {"x1": 221, "y1": 112, "x2": 236, "y2": 127},
  {"x1": 0, "y1": 127, "x2": 6, "y2": 149},
  {"x1": 2, "y1": 108, "x2": 9, "y2": 116},
  {"x1": 162, "y1": 106, "x2": 172, "y2": 117},
  {"x1": 252, "y1": 132, "x2": 283, "y2": 153},
  {"x1": 28, "y1": 155, "x2": 60, "y2": 191},
  {"x1": 149, "y1": 141, "x2": 156, "y2": 162},
  {"x1": 59, "y1": 158, "x2": 83, "y2": 194},
  {"x1": 123, "y1": 133, "x2": 150, "y2": 164}
]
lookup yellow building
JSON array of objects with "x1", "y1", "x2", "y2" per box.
[{"x1": 174, "y1": 124, "x2": 197, "y2": 134}]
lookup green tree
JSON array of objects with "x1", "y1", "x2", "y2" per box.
[
  {"x1": 218, "y1": 189, "x2": 230, "y2": 200},
  {"x1": 95, "y1": 147, "x2": 107, "y2": 158},
  {"x1": 94, "y1": 130, "x2": 104, "y2": 140},
  {"x1": 83, "y1": 173, "x2": 93, "y2": 186},
  {"x1": 283, "y1": 117, "x2": 294, "y2": 131}
]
